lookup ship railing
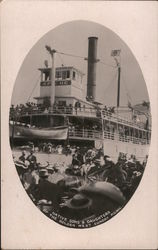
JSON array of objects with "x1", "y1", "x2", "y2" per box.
[
  {"x1": 51, "y1": 106, "x2": 98, "y2": 117},
  {"x1": 68, "y1": 128, "x2": 149, "y2": 144},
  {"x1": 19, "y1": 106, "x2": 98, "y2": 117},
  {"x1": 103, "y1": 130, "x2": 149, "y2": 145},
  {"x1": 68, "y1": 128, "x2": 102, "y2": 139},
  {"x1": 101, "y1": 110, "x2": 145, "y2": 129},
  {"x1": 13, "y1": 107, "x2": 147, "y2": 130}
]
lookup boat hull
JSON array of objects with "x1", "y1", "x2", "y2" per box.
[{"x1": 101, "y1": 139, "x2": 149, "y2": 163}]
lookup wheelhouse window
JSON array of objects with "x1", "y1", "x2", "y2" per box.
[
  {"x1": 56, "y1": 70, "x2": 70, "y2": 80},
  {"x1": 66, "y1": 70, "x2": 70, "y2": 78},
  {"x1": 58, "y1": 101, "x2": 66, "y2": 106},
  {"x1": 56, "y1": 71, "x2": 62, "y2": 79},
  {"x1": 62, "y1": 71, "x2": 67, "y2": 79},
  {"x1": 73, "y1": 71, "x2": 76, "y2": 80},
  {"x1": 62, "y1": 70, "x2": 70, "y2": 79},
  {"x1": 44, "y1": 71, "x2": 50, "y2": 81}
]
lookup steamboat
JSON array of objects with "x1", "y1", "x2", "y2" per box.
[{"x1": 9, "y1": 37, "x2": 151, "y2": 162}]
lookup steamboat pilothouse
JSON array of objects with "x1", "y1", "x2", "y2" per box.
[{"x1": 10, "y1": 37, "x2": 151, "y2": 162}]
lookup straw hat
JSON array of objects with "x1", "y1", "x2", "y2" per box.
[
  {"x1": 47, "y1": 166, "x2": 54, "y2": 172},
  {"x1": 38, "y1": 162, "x2": 47, "y2": 169},
  {"x1": 39, "y1": 169, "x2": 49, "y2": 177},
  {"x1": 106, "y1": 157, "x2": 113, "y2": 162},
  {"x1": 65, "y1": 194, "x2": 92, "y2": 210}
]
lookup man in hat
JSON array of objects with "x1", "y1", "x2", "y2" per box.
[
  {"x1": 47, "y1": 165, "x2": 54, "y2": 175},
  {"x1": 57, "y1": 145, "x2": 63, "y2": 154},
  {"x1": 65, "y1": 144, "x2": 71, "y2": 155},
  {"x1": 72, "y1": 152, "x2": 80, "y2": 166},
  {"x1": 19, "y1": 150, "x2": 27, "y2": 163},
  {"x1": 130, "y1": 170, "x2": 142, "y2": 196},
  {"x1": 76, "y1": 147, "x2": 84, "y2": 166},
  {"x1": 37, "y1": 169, "x2": 65, "y2": 212},
  {"x1": 47, "y1": 142, "x2": 53, "y2": 154},
  {"x1": 60, "y1": 194, "x2": 93, "y2": 220},
  {"x1": 26, "y1": 149, "x2": 37, "y2": 169},
  {"x1": 125, "y1": 157, "x2": 137, "y2": 182},
  {"x1": 23, "y1": 167, "x2": 38, "y2": 201},
  {"x1": 28, "y1": 141, "x2": 34, "y2": 151},
  {"x1": 15, "y1": 159, "x2": 30, "y2": 182},
  {"x1": 104, "y1": 156, "x2": 127, "y2": 187},
  {"x1": 79, "y1": 181, "x2": 126, "y2": 216}
]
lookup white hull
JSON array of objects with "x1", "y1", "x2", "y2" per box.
[{"x1": 98, "y1": 139, "x2": 149, "y2": 163}]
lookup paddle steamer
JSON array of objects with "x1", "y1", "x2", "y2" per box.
[{"x1": 9, "y1": 37, "x2": 151, "y2": 162}]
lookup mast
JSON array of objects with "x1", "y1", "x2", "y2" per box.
[
  {"x1": 45, "y1": 45, "x2": 56, "y2": 106},
  {"x1": 117, "y1": 64, "x2": 121, "y2": 107},
  {"x1": 111, "y1": 50, "x2": 121, "y2": 108}
]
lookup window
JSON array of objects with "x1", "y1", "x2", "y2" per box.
[
  {"x1": 44, "y1": 71, "x2": 50, "y2": 81},
  {"x1": 62, "y1": 71, "x2": 67, "y2": 79},
  {"x1": 66, "y1": 70, "x2": 70, "y2": 78},
  {"x1": 56, "y1": 70, "x2": 70, "y2": 80},
  {"x1": 73, "y1": 71, "x2": 76, "y2": 79},
  {"x1": 58, "y1": 101, "x2": 66, "y2": 106},
  {"x1": 56, "y1": 71, "x2": 62, "y2": 79}
]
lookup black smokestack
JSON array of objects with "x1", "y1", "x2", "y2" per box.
[{"x1": 86, "y1": 37, "x2": 99, "y2": 101}]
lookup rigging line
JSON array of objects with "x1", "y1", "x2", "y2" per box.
[
  {"x1": 103, "y1": 71, "x2": 118, "y2": 99},
  {"x1": 121, "y1": 70, "x2": 133, "y2": 103},
  {"x1": 27, "y1": 75, "x2": 41, "y2": 103},
  {"x1": 99, "y1": 61, "x2": 116, "y2": 68},
  {"x1": 57, "y1": 50, "x2": 116, "y2": 68},
  {"x1": 57, "y1": 53, "x2": 65, "y2": 66},
  {"x1": 57, "y1": 51, "x2": 85, "y2": 59}
]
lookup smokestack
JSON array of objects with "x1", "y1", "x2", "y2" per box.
[{"x1": 86, "y1": 37, "x2": 99, "y2": 101}]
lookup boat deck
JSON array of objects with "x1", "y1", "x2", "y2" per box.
[{"x1": 11, "y1": 106, "x2": 149, "y2": 130}]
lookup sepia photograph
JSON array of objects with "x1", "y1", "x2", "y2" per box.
[{"x1": 1, "y1": 1, "x2": 158, "y2": 249}]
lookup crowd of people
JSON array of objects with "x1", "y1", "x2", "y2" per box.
[
  {"x1": 20, "y1": 141, "x2": 86, "y2": 155},
  {"x1": 67, "y1": 149, "x2": 147, "y2": 200},
  {"x1": 13, "y1": 144, "x2": 148, "y2": 221},
  {"x1": 10, "y1": 101, "x2": 116, "y2": 119},
  {"x1": 10, "y1": 102, "x2": 48, "y2": 119}
]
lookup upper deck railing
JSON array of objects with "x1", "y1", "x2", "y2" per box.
[
  {"x1": 10, "y1": 106, "x2": 149, "y2": 130},
  {"x1": 11, "y1": 106, "x2": 98, "y2": 118},
  {"x1": 101, "y1": 110, "x2": 146, "y2": 129}
]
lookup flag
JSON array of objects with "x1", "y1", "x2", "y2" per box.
[{"x1": 111, "y1": 50, "x2": 121, "y2": 57}]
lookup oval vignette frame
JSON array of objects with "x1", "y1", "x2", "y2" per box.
[{"x1": 9, "y1": 20, "x2": 151, "y2": 229}]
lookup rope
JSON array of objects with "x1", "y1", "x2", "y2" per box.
[
  {"x1": 57, "y1": 51, "x2": 85, "y2": 59},
  {"x1": 103, "y1": 71, "x2": 118, "y2": 98},
  {"x1": 99, "y1": 61, "x2": 116, "y2": 68},
  {"x1": 57, "y1": 51, "x2": 116, "y2": 68},
  {"x1": 57, "y1": 52, "x2": 65, "y2": 66},
  {"x1": 121, "y1": 71, "x2": 133, "y2": 104},
  {"x1": 27, "y1": 75, "x2": 41, "y2": 103}
]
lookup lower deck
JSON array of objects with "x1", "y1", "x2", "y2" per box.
[
  {"x1": 68, "y1": 128, "x2": 149, "y2": 162},
  {"x1": 10, "y1": 125, "x2": 150, "y2": 163}
]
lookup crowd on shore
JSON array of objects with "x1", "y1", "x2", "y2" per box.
[
  {"x1": 13, "y1": 144, "x2": 148, "y2": 218},
  {"x1": 18, "y1": 141, "x2": 87, "y2": 155}
]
